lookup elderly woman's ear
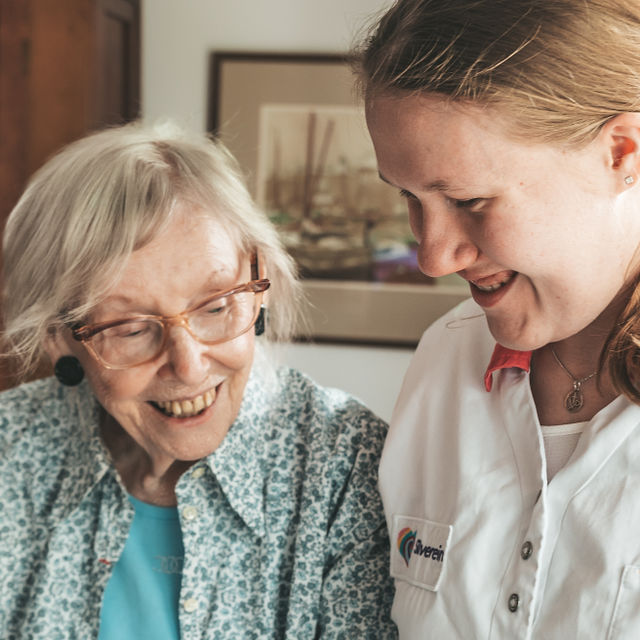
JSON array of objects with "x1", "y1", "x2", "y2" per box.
[{"x1": 43, "y1": 327, "x2": 70, "y2": 364}]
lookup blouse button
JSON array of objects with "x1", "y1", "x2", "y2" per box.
[
  {"x1": 190, "y1": 466, "x2": 205, "y2": 479},
  {"x1": 183, "y1": 597, "x2": 198, "y2": 613},
  {"x1": 508, "y1": 593, "x2": 519, "y2": 612},
  {"x1": 182, "y1": 505, "x2": 198, "y2": 521},
  {"x1": 521, "y1": 541, "x2": 533, "y2": 560}
]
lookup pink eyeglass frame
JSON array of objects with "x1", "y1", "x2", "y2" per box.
[{"x1": 70, "y1": 254, "x2": 270, "y2": 369}]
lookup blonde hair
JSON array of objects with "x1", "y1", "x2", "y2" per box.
[
  {"x1": 354, "y1": 0, "x2": 640, "y2": 401},
  {"x1": 356, "y1": 0, "x2": 640, "y2": 146},
  {"x1": 3, "y1": 121, "x2": 304, "y2": 378}
]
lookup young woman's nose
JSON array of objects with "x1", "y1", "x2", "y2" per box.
[{"x1": 412, "y1": 203, "x2": 480, "y2": 278}]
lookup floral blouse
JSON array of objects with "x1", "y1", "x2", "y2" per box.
[{"x1": 0, "y1": 361, "x2": 396, "y2": 639}]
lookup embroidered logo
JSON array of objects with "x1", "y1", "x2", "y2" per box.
[
  {"x1": 391, "y1": 515, "x2": 452, "y2": 592},
  {"x1": 397, "y1": 527, "x2": 417, "y2": 567},
  {"x1": 412, "y1": 538, "x2": 445, "y2": 562}
]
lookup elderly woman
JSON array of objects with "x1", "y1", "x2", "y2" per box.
[
  {"x1": 356, "y1": 0, "x2": 640, "y2": 638},
  {"x1": 0, "y1": 123, "x2": 396, "y2": 639}
]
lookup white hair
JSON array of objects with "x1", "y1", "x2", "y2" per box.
[{"x1": 3, "y1": 121, "x2": 304, "y2": 377}]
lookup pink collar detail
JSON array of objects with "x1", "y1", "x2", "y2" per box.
[{"x1": 484, "y1": 344, "x2": 532, "y2": 391}]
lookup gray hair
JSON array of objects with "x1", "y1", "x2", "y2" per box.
[{"x1": 3, "y1": 121, "x2": 304, "y2": 377}]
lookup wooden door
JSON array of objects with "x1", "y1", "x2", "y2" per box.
[
  {"x1": 96, "y1": 0, "x2": 141, "y2": 126},
  {"x1": 0, "y1": 0, "x2": 140, "y2": 389}
]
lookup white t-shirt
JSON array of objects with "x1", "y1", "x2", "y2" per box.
[
  {"x1": 381, "y1": 298, "x2": 640, "y2": 639},
  {"x1": 541, "y1": 422, "x2": 586, "y2": 482}
]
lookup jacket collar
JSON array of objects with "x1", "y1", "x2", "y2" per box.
[
  {"x1": 484, "y1": 343, "x2": 532, "y2": 392},
  {"x1": 49, "y1": 380, "x2": 115, "y2": 525},
  {"x1": 205, "y1": 364, "x2": 274, "y2": 538}
]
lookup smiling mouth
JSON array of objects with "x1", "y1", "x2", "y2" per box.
[
  {"x1": 150, "y1": 386, "x2": 218, "y2": 418},
  {"x1": 470, "y1": 271, "x2": 517, "y2": 292}
]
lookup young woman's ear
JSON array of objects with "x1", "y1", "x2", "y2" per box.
[{"x1": 600, "y1": 112, "x2": 640, "y2": 188}]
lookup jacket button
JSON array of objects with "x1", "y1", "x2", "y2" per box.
[
  {"x1": 508, "y1": 593, "x2": 519, "y2": 612},
  {"x1": 521, "y1": 541, "x2": 533, "y2": 560}
]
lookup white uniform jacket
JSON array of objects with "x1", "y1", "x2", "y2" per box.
[{"x1": 380, "y1": 298, "x2": 640, "y2": 639}]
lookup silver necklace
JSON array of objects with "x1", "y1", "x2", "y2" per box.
[{"x1": 550, "y1": 346, "x2": 598, "y2": 413}]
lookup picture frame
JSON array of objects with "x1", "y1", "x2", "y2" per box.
[{"x1": 208, "y1": 52, "x2": 469, "y2": 345}]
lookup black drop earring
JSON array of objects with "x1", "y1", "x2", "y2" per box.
[
  {"x1": 54, "y1": 356, "x2": 84, "y2": 386},
  {"x1": 254, "y1": 306, "x2": 267, "y2": 336}
]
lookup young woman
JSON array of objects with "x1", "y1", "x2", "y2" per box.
[{"x1": 356, "y1": 0, "x2": 640, "y2": 637}]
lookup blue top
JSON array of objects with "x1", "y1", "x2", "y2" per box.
[
  {"x1": 98, "y1": 496, "x2": 184, "y2": 639},
  {"x1": 0, "y1": 358, "x2": 397, "y2": 638}
]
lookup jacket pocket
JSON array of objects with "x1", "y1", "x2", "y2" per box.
[{"x1": 607, "y1": 565, "x2": 640, "y2": 640}]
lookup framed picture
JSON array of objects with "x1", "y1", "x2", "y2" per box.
[{"x1": 208, "y1": 52, "x2": 469, "y2": 345}]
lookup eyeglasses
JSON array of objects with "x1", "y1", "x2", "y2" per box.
[{"x1": 71, "y1": 277, "x2": 270, "y2": 370}]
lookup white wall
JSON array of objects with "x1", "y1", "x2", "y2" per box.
[
  {"x1": 278, "y1": 342, "x2": 412, "y2": 422},
  {"x1": 142, "y1": 0, "x2": 416, "y2": 421},
  {"x1": 142, "y1": 0, "x2": 392, "y2": 131}
]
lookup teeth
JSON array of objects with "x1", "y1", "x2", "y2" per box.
[
  {"x1": 156, "y1": 388, "x2": 217, "y2": 418},
  {"x1": 184, "y1": 400, "x2": 195, "y2": 414},
  {"x1": 476, "y1": 282, "x2": 504, "y2": 292},
  {"x1": 472, "y1": 273, "x2": 515, "y2": 292}
]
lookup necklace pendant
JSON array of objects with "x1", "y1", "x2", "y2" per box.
[{"x1": 564, "y1": 383, "x2": 584, "y2": 413}]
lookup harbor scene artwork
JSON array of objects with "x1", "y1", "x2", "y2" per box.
[
  {"x1": 208, "y1": 53, "x2": 469, "y2": 343},
  {"x1": 255, "y1": 104, "x2": 433, "y2": 285}
]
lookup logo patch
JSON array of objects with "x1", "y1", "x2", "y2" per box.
[
  {"x1": 397, "y1": 527, "x2": 417, "y2": 567},
  {"x1": 391, "y1": 515, "x2": 452, "y2": 591}
]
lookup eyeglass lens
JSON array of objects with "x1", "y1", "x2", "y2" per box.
[{"x1": 90, "y1": 289, "x2": 259, "y2": 367}]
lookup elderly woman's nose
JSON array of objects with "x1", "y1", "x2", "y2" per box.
[{"x1": 163, "y1": 326, "x2": 211, "y2": 383}]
